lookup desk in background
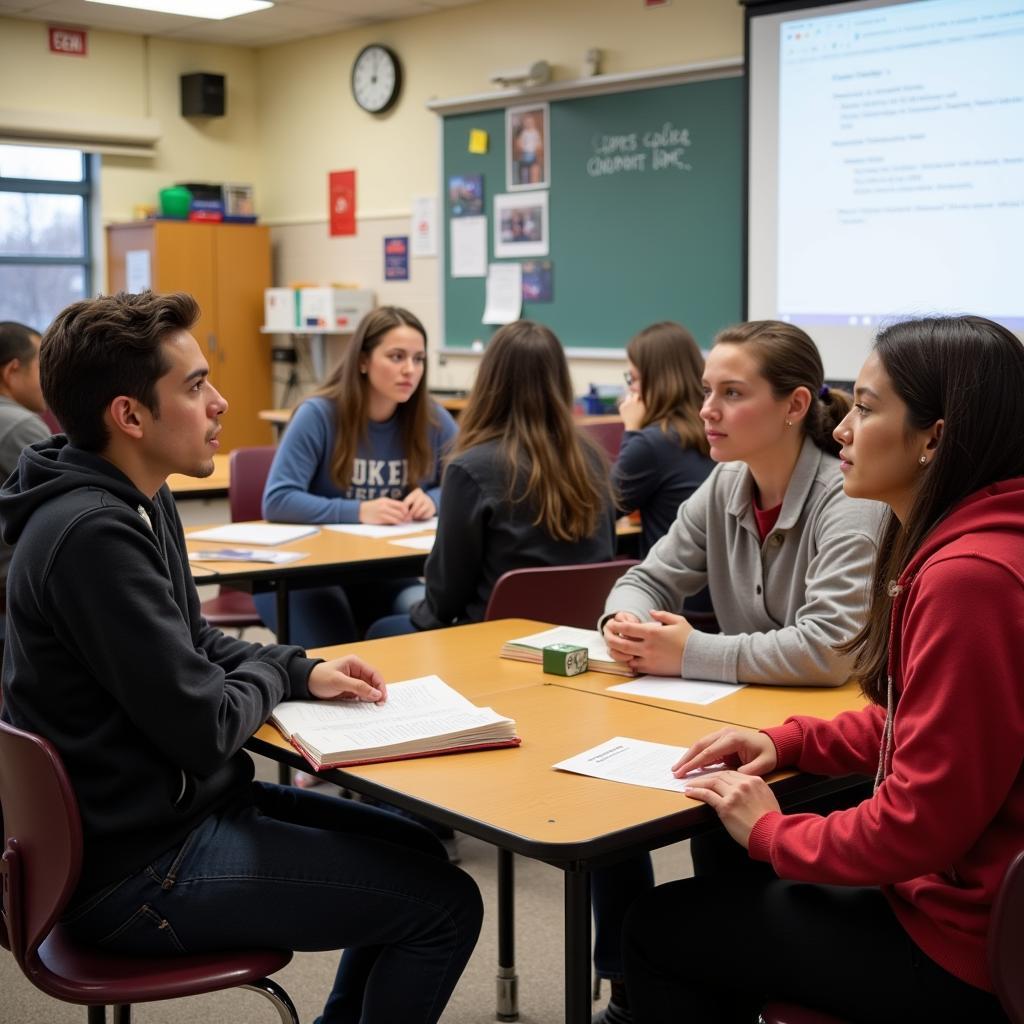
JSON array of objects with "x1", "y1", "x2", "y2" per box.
[
  {"x1": 249, "y1": 618, "x2": 865, "y2": 1024},
  {"x1": 167, "y1": 453, "x2": 230, "y2": 500}
]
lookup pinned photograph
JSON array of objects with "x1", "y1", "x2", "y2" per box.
[
  {"x1": 494, "y1": 192, "x2": 549, "y2": 258},
  {"x1": 448, "y1": 173, "x2": 484, "y2": 217},
  {"x1": 522, "y1": 260, "x2": 553, "y2": 302},
  {"x1": 506, "y1": 103, "x2": 549, "y2": 191}
]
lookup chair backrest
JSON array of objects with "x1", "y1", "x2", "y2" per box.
[
  {"x1": 0, "y1": 718, "x2": 82, "y2": 968},
  {"x1": 39, "y1": 409, "x2": 62, "y2": 435},
  {"x1": 579, "y1": 419, "x2": 625, "y2": 460},
  {"x1": 229, "y1": 446, "x2": 277, "y2": 523},
  {"x1": 990, "y1": 848, "x2": 1024, "y2": 1023},
  {"x1": 484, "y1": 560, "x2": 638, "y2": 630}
]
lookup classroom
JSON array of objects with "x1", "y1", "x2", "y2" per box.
[{"x1": 1, "y1": 1, "x2": 1022, "y2": 1023}]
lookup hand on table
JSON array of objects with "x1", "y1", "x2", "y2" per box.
[
  {"x1": 402, "y1": 488, "x2": 436, "y2": 520},
  {"x1": 603, "y1": 609, "x2": 694, "y2": 675},
  {"x1": 359, "y1": 497, "x2": 412, "y2": 525},
  {"x1": 309, "y1": 656, "x2": 387, "y2": 703}
]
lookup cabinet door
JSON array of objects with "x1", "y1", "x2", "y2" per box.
[
  {"x1": 211, "y1": 224, "x2": 272, "y2": 451},
  {"x1": 153, "y1": 222, "x2": 216, "y2": 364}
]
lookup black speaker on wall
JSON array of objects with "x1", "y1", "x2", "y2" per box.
[{"x1": 180, "y1": 73, "x2": 226, "y2": 117}]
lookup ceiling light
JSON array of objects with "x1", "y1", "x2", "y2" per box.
[{"x1": 84, "y1": 0, "x2": 273, "y2": 20}]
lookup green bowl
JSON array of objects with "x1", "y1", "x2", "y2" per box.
[{"x1": 159, "y1": 186, "x2": 192, "y2": 219}]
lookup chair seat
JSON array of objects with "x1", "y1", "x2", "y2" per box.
[
  {"x1": 761, "y1": 1002, "x2": 849, "y2": 1024},
  {"x1": 36, "y1": 926, "x2": 292, "y2": 1005},
  {"x1": 200, "y1": 588, "x2": 261, "y2": 628}
]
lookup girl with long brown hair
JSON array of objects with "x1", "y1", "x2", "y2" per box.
[
  {"x1": 622, "y1": 315, "x2": 1024, "y2": 1024},
  {"x1": 615, "y1": 321, "x2": 714, "y2": 557},
  {"x1": 366, "y1": 319, "x2": 616, "y2": 637},
  {"x1": 257, "y1": 306, "x2": 457, "y2": 647}
]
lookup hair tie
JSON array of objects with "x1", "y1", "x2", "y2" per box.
[{"x1": 818, "y1": 385, "x2": 830, "y2": 400}]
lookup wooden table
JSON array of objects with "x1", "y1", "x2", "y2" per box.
[
  {"x1": 187, "y1": 523, "x2": 434, "y2": 644},
  {"x1": 249, "y1": 619, "x2": 865, "y2": 1024},
  {"x1": 167, "y1": 453, "x2": 230, "y2": 499}
]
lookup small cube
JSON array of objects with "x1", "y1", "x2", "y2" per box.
[{"x1": 542, "y1": 643, "x2": 589, "y2": 677}]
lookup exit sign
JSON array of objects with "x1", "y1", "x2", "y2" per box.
[{"x1": 49, "y1": 27, "x2": 88, "y2": 56}]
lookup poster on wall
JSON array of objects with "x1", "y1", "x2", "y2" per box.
[
  {"x1": 448, "y1": 174, "x2": 484, "y2": 217},
  {"x1": 411, "y1": 196, "x2": 438, "y2": 257},
  {"x1": 506, "y1": 103, "x2": 549, "y2": 191},
  {"x1": 384, "y1": 236, "x2": 410, "y2": 280},
  {"x1": 329, "y1": 170, "x2": 357, "y2": 236},
  {"x1": 522, "y1": 260, "x2": 553, "y2": 302},
  {"x1": 494, "y1": 192, "x2": 549, "y2": 258},
  {"x1": 450, "y1": 216, "x2": 487, "y2": 278}
]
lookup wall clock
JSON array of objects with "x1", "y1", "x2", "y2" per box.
[{"x1": 351, "y1": 44, "x2": 402, "y2": 114}]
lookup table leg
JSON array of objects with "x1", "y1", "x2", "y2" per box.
[
  {"x1": 565, "y1": 863, "x2": 592, "y2": 1024},
  {"x1": 275, "y1": 583, "x2": 292, "y2": 786},
  {"x1": 496, "y1": 848, "x2": 518, "y2": 1021}
]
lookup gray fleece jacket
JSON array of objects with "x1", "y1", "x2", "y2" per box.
[{"x1": 602, "y1": 436, "x2": 886, "y2": 686}]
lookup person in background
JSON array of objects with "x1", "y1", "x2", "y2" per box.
[
  {"x1": 591, "y1": 320, "x2": 885, "y2": 1024},
  {"x1": 367, "y1": 319, "x2": 617, "y2": 637},
  {"x1": 0, "y1": 321, "x2": 51, "y2": 644},
  {"x1": 0, "y1": 290, "x2": 482, "y2": 1024},
  {"x1": 614, "y1": 320, "x2": 714, "y2": 558},
  {"x1": 622, "y1": 315, "x2": 1023, "y2": 1024},
  {"x1": 260, "y1": 306, "x2": 457, "y2": 647}
]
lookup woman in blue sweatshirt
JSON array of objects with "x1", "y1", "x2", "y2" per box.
[{"x1": 257, "y1": 306, "x2": 457, "y2": 647}]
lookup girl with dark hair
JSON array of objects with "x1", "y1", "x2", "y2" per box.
[
  {"x1": 257, "y1": 306, "x2": 457, "y2": 647},
  {"x1": 591, "y1": 321, "x2": 885, "y2": 1023},
  {"x1": 614, "y1": 322, "x2": 714, "y2": 558},
  {"x1": 367, "y1": 319, "x2": 617, "y2": 637},
  {"x1": 621, "y1": 315, "x2": 1024, "y2": 1023}
]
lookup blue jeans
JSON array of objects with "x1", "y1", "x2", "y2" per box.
[{"x1": 62, "y1": 782, "x2": 483, "y2": 1024}]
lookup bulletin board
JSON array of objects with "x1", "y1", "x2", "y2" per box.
[{"x1": 440, "y1": 73, "x2": 744, "y2": 350}]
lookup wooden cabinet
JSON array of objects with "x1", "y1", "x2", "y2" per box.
[{"x1": 106, "y1": 221, "x2": 273, "y2": 452}]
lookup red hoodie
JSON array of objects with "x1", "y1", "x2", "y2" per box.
[{"x1": 748, "y1": 478, "x2": 1024, "y2": 992}]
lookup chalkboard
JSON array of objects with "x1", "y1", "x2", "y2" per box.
[{"x1": 441, "y1": 74, "x2": 744, "y2": 351}]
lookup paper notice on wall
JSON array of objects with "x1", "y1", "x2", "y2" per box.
[
  {"x1": 411, "y1": 196, "x2": 438, "y2": 257},
  {"x1": 125, "y1": 250, "x2": 151, "y2": 293},
  {"x1": 450, "y1": 215, "x2": 487, "y2": 278},
  {"x1": 482, "y1": 262, "x2": 522, "y2": 324}
]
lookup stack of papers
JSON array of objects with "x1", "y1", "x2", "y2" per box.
[
  {"x1": 189, "y1": 549, "x2": 307, "y2": 565},
  {"x1": 324, "y1": 519, "x2": 438, "y2": 538},
  {"x1": 500, "y1": 626, "x2": 635, "y2": 677},
  {"x1": 270, "y1": 675, "x2": 519, "y2": 770},
  {"x1": 187, "y1": 523, "x2": 318, "y2": 546}
]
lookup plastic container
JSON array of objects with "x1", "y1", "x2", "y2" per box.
[{"x1": 159, "y1": 186, "x2": 192, "y2": 219}]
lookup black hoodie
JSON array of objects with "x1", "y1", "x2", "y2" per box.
[{"x1": 0, "y1": 437, "x2": 317, "y2": 899}]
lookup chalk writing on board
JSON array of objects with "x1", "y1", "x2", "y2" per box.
[{"x1": 586, "y1": 121, "x2": 692, "y2": 177}]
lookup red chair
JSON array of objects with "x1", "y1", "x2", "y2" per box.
[
  {"x1": 484, "y1": 559, "x2": 639, "y2": 629},
  {"x1": 760, "y1": 850, "x2": 1024, "y2": 1024},
  {"x1": 0, "y1": 717, "x2": 297, "y2": 1023},
  {"x1": 200, "y1": 446, "x2": 277, "y2": 632},
  {"x1": 579, "y1": 419, "x2": 625, "y2": 460}
]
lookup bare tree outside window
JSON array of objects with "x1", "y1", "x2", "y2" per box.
[{"x1": 0, "y1": 145, "x2": 92, "y2": 332}]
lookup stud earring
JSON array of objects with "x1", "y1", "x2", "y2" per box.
[
  {"x1": 919, "y1": 455, "x2": 928, "y2": 465},
  {"x1": 785, "y1": 419, "x2": 793, "y2": 427}
]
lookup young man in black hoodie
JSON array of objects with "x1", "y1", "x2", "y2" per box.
[{"x1": 0, "y1": 290, "x2": 482, "y2": 1024}]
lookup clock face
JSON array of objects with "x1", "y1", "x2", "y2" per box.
[{"x1": 351, "y1": 44, "x2": 401, "y2": 114}]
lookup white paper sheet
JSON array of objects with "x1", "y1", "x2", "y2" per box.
[
  {"x1": 450, "y1": 216, "x2": 487, "y2": 277},
  {"x1": 411, "y1": 196, "x2": 438, "y2": 257},
  {"x1": 187, "y1": 523, "x2": 318, "y2": 546},
  {"x1": 553, "y1": 736, "x2": 699, "y2": 793},
  {"x1": 389, "y1": 534, "x2": 436, "y2": 551},
  {"x1": 608, "y1": 677, "x2": 744, "y2": 707},
  {"x1": 323, "y1": 519, "x2": 438, "y2": 538},
  {"x1": 189, "y1": 549, "x2": 308, "y2": 565},
  {"x1": 482, "y1": 263, "x2": 523, "y2": 324}
]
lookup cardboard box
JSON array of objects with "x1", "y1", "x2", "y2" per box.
[
  {"x1": 264, "y1": 288, "x2": 298, "y2": 330},
  {"x1": 331, "y1": 289, "x2": 375, "y2": 332},
  {"x1": 542, "y1": 643, "x2": 589, "y2": 677},
  {"x1": 299, "y1": 287, "x2": 375, "y2": 331}
]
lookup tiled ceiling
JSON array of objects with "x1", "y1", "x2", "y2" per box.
[{"x1": 0, "y1": 0, "x2": 482, "y2": 47}]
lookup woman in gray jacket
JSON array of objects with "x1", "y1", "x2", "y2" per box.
[{"x1": 592, "y1": 320, "x2": 885, "y2": 1024}]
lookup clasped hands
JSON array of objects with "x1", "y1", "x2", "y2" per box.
[
  {"x1": 603, "y1": 609, "x2": 694, "y2": 676},
  {"x1": 359, "y1": 487, "x2": 435, "y2": 525}
]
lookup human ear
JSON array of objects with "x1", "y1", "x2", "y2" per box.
[
  {"x1": 925, "y1": 418, "x2": 944, "y2": 453},
  {"x1": 107, "y1": 396, "x2": 144, "y2": 439},
  {"x1": 787, "y1": 385, "x2": 813, "y2": 424}
]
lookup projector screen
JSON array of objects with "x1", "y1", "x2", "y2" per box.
[{"x1": 747, "y1": 0, "x2": 1024, "y2": 379}]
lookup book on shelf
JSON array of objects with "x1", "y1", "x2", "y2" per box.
[
  {"x1": 499, "y1": 626, "x2": 636, "y2": 677},
  {"x1": 269, "y1": 674, "x2": 520, "y2": 770}
]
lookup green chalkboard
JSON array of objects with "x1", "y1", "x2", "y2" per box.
[{"x1": 442, "y1": 75, "x2": 743, "y2": 350}]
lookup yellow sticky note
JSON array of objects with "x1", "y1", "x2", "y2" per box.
[{"x1": 468, "y1": 129, "x2": 489, "y2": 155}]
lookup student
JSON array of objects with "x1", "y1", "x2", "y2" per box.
[
  {"x1": 368, "y1": 319, "x2": 617, "y2": 637},
  {"x1": 259, "y1": 306, "x2": 458, "y2": 647},
  {"x1": 0, "y1": 322, "x2": 50, "y2": 637},
  {"x1": 591, "y1": 320, "x2": 885, "y2": 1024},
  {"x1": 0, "y1": 291, "x2": 482, "y2": 1024},
  {"x1": 621, "y1": 315, "x2": 1023, "y2": 1024},
  {"x1": 614, "y1": 320, "x2": 714, "y2": 558}
]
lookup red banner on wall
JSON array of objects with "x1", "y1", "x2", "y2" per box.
[
  {"x1": 328, "y1": 170, "x2": 356, "y2": 236},
  {"x1": 49, "y1": 27, "x2": 88, "y2": 56}
]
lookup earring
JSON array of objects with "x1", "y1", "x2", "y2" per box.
[
  {"x1": 919, "y1": 455, "x2": 928, "y2": 465},
  {"x1": 785, "y1": 419, "x2": 793, "y2": 427}
]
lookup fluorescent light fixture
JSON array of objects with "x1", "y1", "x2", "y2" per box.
[{"x1": 84, "y1": 0, "x2": 273, "y2": 19}]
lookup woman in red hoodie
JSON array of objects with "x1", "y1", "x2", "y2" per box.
[{"x1": 621, "y1": 315, "x2": 1024, "y2": 1023}]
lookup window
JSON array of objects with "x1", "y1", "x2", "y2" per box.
[{"x1": 0, "y1": 144, "x2": 93, "y2": 332}]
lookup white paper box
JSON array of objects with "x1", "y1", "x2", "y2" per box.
[
  {"x1": 331, "y1": 289, "x2": 375, "y2": 332},
  {"x1": 264, "y1": 288, "x2": 297, "y2": 329},
  {"x1": 298, "y1": 287, "x2": 335, "y2": 328}
]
